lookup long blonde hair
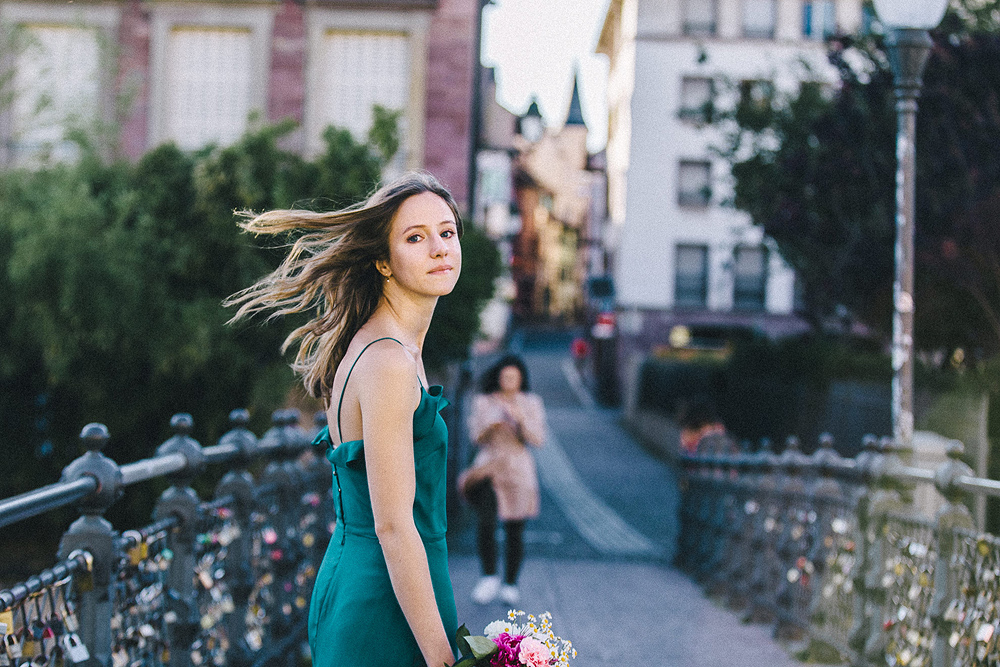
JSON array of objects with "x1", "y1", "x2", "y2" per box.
[{"x1": 225, "y1": 171, "x2": 462, "y2": 400}]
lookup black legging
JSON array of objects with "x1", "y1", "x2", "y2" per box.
[{"x1": 466, "y1": 479, "x2": 525, "y2": 585}]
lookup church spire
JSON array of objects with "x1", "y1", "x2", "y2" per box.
[{"x1": 565, "y1": 73, "x2": 586, "y2": 128}]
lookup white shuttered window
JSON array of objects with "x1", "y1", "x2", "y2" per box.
[
  {"x1": 743, "y1": 0, "x2": 777, "y2": 38},
  {"x1": 165, "y1": 27, "x2": 253, "y2": 150},
  {"x1": 12, "y1": 25, "x2": 100, "y2": 162},
  {"x1": 317, "y1": 30, "x2": 409, "y2": 142}
]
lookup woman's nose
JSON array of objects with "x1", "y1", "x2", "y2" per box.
[{"x1": 430, "y1": 235, "x2": 448, "y2": 257}]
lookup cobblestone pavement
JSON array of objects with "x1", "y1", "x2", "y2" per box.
[{"x1": 447, "y1": 331, "x2": 806, "y2": 666}]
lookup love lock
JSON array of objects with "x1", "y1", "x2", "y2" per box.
[{"x1": 58, "y1": 633, "x2": 90, "y2": 665}]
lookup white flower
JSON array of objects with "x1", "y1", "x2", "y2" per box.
[{"x1": 483, "y1": 620, "x2": 508, "y2": 640}]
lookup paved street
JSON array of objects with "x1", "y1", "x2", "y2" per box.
[{"x1": 447, "y1": 331, "x2": 805, "y2": 667}]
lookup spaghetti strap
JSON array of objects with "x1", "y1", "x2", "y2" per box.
[{"x1": 335, "y1": 337, "x2": 406, "y2": 443}]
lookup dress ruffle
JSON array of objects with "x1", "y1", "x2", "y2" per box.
[{"x1": 313, "y1": 385, "x2": 450, "y2": 471}]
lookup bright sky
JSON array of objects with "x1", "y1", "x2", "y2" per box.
[{"x1": 481, "y1": 0, "x2": 611, "y2": 153}]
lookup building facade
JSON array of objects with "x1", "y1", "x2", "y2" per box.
[
  {"x1": 0, "y1": 0, "x2": 478, "y2": 208},
  {"x1": 510, "y1": 79, "x2": 607, "y2": 323},
  {"x1": 597, "y1": 0, "x2": 865, "y2": 365}
]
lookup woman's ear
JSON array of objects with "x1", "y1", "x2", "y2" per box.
[{"x1": 374, "y1": 260, "x2": 391, "y2": 279}]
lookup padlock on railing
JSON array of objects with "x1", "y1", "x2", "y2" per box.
[{"x1": 59, "y1": 632, "x2": 90, "y2": 665}]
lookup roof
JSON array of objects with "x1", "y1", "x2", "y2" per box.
[
  {"x1": 522, "y1": 99, "x2": 542, "y2": 120},
  {"x1": 565, "y1": 75, "x2": 585, "y2": 127}
]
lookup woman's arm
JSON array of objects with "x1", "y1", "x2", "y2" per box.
[
  {"x1": 358, "y1": 345, "x2": 454, "y2": 667},
  {"x1": 516, "y1": 393, "x2": 548, "y2": 446},
  {"x1": 467, "y1": 394, "x2": 506, "y2": 444}
]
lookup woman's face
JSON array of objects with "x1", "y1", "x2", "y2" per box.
[
  {"x1": 381, "y1": 192, "x2": 461, "y2": 297},
  {"x1": 498, "y1": 365, "x2": 523, "y2": 393}
]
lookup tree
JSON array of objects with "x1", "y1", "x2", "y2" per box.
[
  {"x1": 0, "y1": 116, "x2": 499, "y2": 507},
  {"x1": 717, "y1": 11, "x2": 1000, "y2": 356}
]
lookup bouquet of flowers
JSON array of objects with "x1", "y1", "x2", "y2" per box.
[{"x1": 452, "y1": 610, "x2": 576, "y2": 667}]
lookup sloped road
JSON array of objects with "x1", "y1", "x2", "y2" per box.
[{"x1": 446, "y1": 332, "x2": 804, "y2": 666}]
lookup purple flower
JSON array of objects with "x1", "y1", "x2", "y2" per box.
[{"x1": 490, "y1": 633, "x2": 525, "y2": 667}]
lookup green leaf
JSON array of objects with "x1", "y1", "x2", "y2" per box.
[
  {"x1": 455, "y1": 624, "x2": 472, "y2": 658},
  {"x1": 465, "y1": 635, "x2": 498, "y2": 660}
]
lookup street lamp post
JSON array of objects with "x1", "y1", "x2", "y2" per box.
[{"x1": 872, "y1": 0, "x2": 947, "y2": 449}]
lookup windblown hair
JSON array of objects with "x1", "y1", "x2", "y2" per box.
[{"x1": 225, "y1": 171, "x2": 462, "y2": 401}]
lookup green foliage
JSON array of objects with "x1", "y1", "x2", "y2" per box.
[
  {"x1": 367, "y1": 105, "x2": 403, "y2": 165},
  {"x1": 717, "y1": 20, "x2": 1000, "y2": 354},
  {"x1": 718, "y1": 38, "x2": 896, "y2": 332},
  {"x1": 0, "y1": 111, "x2": 497, "y2": 536},
  {"x1": 640, "y1": 335, "x2": 892, "y2": 450},
  {"x1": 453, "y1": 624, "x2": 498, "y2": 666}
]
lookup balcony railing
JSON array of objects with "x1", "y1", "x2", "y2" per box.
[
  {"x1": 0, "y1": 408, "x2": 332, "y2": 667},
  {"x1": 677, "y1": 434, "x2": 1000, "y2": 667}
]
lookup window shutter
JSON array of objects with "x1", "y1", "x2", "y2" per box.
[{"x1": 165, "y1": 27, "x2": 254, "y2": 150}]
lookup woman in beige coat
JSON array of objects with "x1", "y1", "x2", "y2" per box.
[{"x1": 459, "y1": 354, "x2": 547, "y2": 605}]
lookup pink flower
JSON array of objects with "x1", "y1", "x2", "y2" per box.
[
  {"x1": 491, "y1": 633, "x2": 523, "y2": 666},
  {"x1": 517, "y1": 637, "x2": 551, "y2": 667}
]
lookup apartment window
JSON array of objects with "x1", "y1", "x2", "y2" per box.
[
  {"x1": 736, "y1": 79, "x2": 774, "y2": 130},
  {"x1": 679, "y1": 77, "x2": 714, "y2": 123},
  {"x1": 315, "y1": 31, "x2": 410, "y2": 144},
  {"x1": 683, "y1": 0, "x2": 717, "y2": 36},
  {"x1": 803, "y1": 0, "x2": 837, "y2": 40},
  {"x1": 678, "y1": 161, "x2": 712, "y2": 208},
  {"x1": 675, "y1": 244, "x2": 709, "y2": 309},
  {"x1": 743, "y1": 0, "x2": 777, "y2": 38},
  {"x1": 740, "y1": 79, "x2": 774, "y2": 109},
  {"x1": 10, "y1": 25, "x2": 101, "y2": 163},
  {"x1": 164, "y1": 27, "x2": 254, "y2": 150},
  {"x1": 733, "y1": 245, "x2": 768, "y2": 310}
]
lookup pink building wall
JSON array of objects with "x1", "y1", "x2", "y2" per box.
[
  {"x1": 109, "y1": 0, "x2": 477, "y2": 200},
  {"x1": 117, "y1": 0, "x2": 150, "y2": 161},
  {"x1": 268, "y1": 0, "x2": 306, "y2": 153},
  {"x1": 423, "y1": 0, "x2": 476, "y2": 211}
]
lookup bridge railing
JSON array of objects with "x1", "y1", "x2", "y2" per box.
[
  {"x1": 0, "y1": 408, "x2": 332, "y2": 667},
  {"x1": 677, "y1": 434, "x2": 1000, "y2": 667}
]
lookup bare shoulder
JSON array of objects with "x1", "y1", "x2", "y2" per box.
[{"x1": 352, "y1": 339, "x2": 420, "y2": 408}]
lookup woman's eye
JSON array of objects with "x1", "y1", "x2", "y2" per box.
[
  {"x1": 407, "y1": 234, "x2": 422, "y2": 243},
  {"x1": 441, "y1": 229, "x2": 455, "y2": 238}
]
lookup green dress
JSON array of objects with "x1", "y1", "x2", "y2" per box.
[{"x1": 307, "y1": 338, "x2": 458, "y2": 667}]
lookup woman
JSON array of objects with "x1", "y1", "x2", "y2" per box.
[
  {"x1": 459, "y1": 355, "x2": 547, "y2": 606},
  {"x1": 226, "y1": 172, "x2": 460, "y2": 667}
]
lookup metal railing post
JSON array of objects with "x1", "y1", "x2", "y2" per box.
[
  {"x1": 214, "y1": 410, "x2": 258, "y2": 667},
  {"x1": 709, "y1": 449, "x2": 749, "y2": 600},
  {"x1": 153, "y1": 414, "x2": 206, "y2": 667},
  {"x1": 744, "y1": 439, "x2": 780, "y2": 624},
  {"x1": 773, "y1": 436, "x2": 810, "y2": 640},
  {"x1": 803, "y1": 434, "x2": 852, "y2": 662},
  {"x1": 861, "y1": 438, "x2": 912, "y2": 666},
  {"x1": 847, "y1": 435, "x2": 882, "y2": 666},
  {"x1": 56, "y1": 423, "x2": 123, "y2": 666},
  {"x1": 929, "y1": 441, "x2": 974, "y2": 667},
  {"x1": 730, "y1": 444, "x2": 766, "y2": 609}
]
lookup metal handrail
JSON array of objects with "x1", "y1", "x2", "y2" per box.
[
  {"x1": 0, "y1": 550, "x2": 92, "y2": 611},
  {"x1": 0, "y1": 416, "x2": 313, "y2": 529},
  {"x1": 0, "y1": 477, "x2": 98, "y2": 529},
  {"x1": 120, "y1": 452, "x2": 188, "y2": 486}
]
